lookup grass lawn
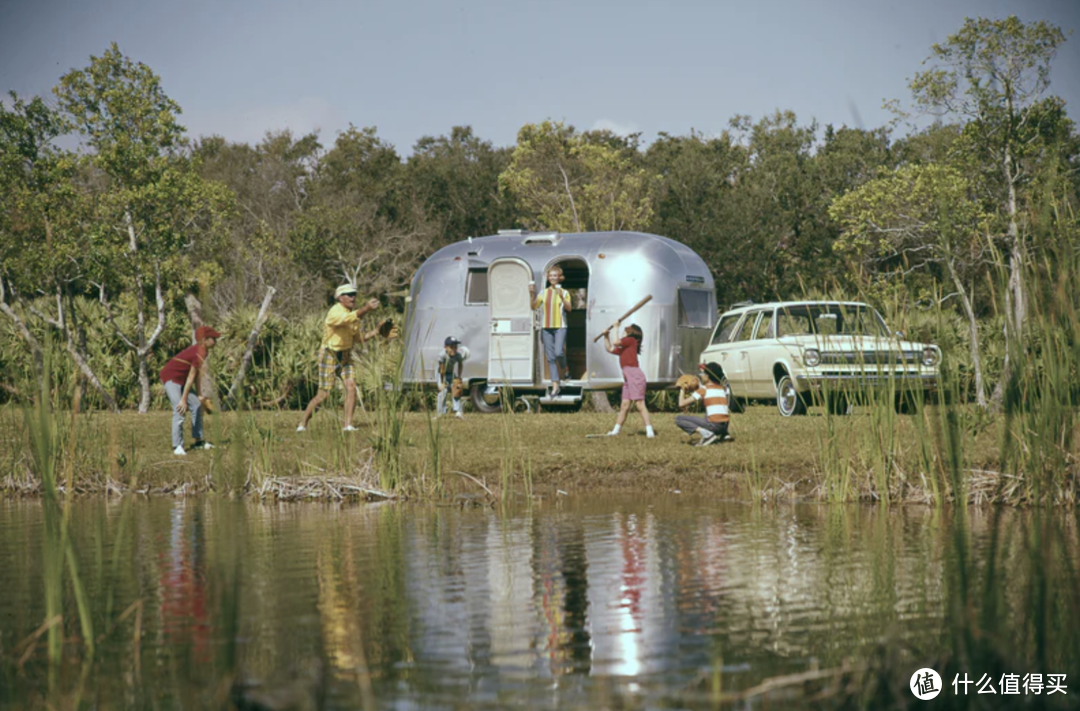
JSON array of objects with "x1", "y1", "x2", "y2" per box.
[{"x1": 1, "y1": 400, "x2": 1014, "y2": 502}]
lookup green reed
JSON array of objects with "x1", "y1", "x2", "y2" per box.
[{"x1": 21, "y1": 348, "x2": 96, "y2": 680}]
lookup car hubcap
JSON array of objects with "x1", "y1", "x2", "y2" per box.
[{"x1": 780, "y1": 380, "x2": 796, "y2": 414}]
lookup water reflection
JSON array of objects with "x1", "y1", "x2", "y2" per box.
[{"x1": 0, "y1": 498, "x2": 1073, "y2": 709}]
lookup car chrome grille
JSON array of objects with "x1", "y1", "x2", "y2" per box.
[{"x1": 819, "y1": 351, "x2": 922, "y2": 366}]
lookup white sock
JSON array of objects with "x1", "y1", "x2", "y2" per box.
[
  {"x1": 646, "y1": 425, "x2": 655, "y2": 436},
  {"x1": 610, "y1": 424, "x2": 621, "y2": 434}
]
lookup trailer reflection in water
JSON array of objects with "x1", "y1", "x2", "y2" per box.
[{"x1": 1, "y1": 498, "x2": 1073, "y2": 709}]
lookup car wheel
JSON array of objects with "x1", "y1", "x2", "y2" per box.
[
  {"x1": 725, "y1": 382, "x2": 746, "y2": 413},
  {"x1": 776, "y1": 374, "x2": 807, "y2": 417},
  {"x1": 470, "y1": 382, "x2": 504, "y2": 414},
  {"x1": 894, "y1": 390, "x2": 920, "y2": 415},
  {"x1": 826, "y1": 391, "x2": 850, "y2": 415}
]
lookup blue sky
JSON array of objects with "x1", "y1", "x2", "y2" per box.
[{"x1": 2, "y1": 0, "x2": 1079, "y2": 153}]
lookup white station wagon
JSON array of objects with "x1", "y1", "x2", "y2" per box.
[{"x1": 699, "y1": 301, "x2": 941, "y2": 416}]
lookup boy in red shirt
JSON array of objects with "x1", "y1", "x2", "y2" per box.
[{"x1": 159, "y1": 326, "x2": 220, "y2": 455}]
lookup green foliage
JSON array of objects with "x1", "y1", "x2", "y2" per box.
[
  {"x1": 499, "y1": 120, "x2": 659, "y2": 233},
  {"x1": 407, "y1": 126, "x2": 517, "y2": 244}
]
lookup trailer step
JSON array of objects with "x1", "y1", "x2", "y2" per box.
[{"x1": 537, "y1": 394, "x2": 583, "y2": 406}]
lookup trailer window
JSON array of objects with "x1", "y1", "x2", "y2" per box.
[
  {"x1": 465, "y1": 269, "x2": 488, "y2": 305},
  {"x1": 678, "y1": 289, "x2": 713, "y2": 329}
]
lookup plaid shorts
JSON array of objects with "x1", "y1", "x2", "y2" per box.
[{"x1": 317, "y1": 347, "x2": 355, "y2": 391}]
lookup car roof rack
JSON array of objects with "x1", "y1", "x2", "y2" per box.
[{"x1": 730, "y1": 300, "x2": 755, "y2": 309}]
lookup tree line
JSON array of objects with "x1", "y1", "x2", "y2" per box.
[{"x1": 2, "y1": 16, "x2": 1078, "y2": 412}]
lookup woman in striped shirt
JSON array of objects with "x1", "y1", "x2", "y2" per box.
[
  {"x1": 676, "y1": 362, "x2": 732, "y2": 447},
  {"x1": 529, "y1": 265, "x2": 572, "y2": 396}
]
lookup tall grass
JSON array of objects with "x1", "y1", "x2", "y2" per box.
[{"x1": 24, "y1": 350, "x2": 95, "y2": 672}]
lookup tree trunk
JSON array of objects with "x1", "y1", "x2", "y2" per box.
[
  {"x1": 225, "y1": 286, "x2": 277, "y2": 408},
  {"x1": 185, "y1": 292, "x2": 214, "y2": 400},
  {"x1": 0, "y1": 278, "x2": 45, "y2": 381},
  {"x1": 992, "y1": 144, "x2": 1025, "y2": 410},
  {"x1": 946, "y1": 260, "x2": 987, "y2": 408},
  {"x1": 589, "y1": 390, "x2": 614, "y2": 413},
  {"x1": 185, "y1": 293, "x2": 205, "y2": 332}
]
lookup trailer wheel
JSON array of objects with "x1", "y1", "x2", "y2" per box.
[{"x1": 470, "y1": 382, "x2": 504, "y2": 414}]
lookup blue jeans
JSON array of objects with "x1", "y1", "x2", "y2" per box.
[
  {"x1": 164, "y1": 381, "x2": 203, "y2": 449},
  {"x1": 675, "y1": 415, "x2": 727, "y2": 438},
  {"x1": 541, "y1": 327, "x2": 567, "y2": 383},
  {"x1": 437, "y1": 371, "x2": 462, "y2": 415}
]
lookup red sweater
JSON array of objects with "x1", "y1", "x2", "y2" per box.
[{"x1": 159, "y1": 344, "x2": 206, "y2": 385}]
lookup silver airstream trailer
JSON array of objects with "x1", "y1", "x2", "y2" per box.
[{"x1": 402, "y1": 230, "x2": 716, "y2": 411}]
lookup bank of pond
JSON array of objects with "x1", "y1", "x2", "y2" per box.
[{"x1": 1, "y1": 402, "x2": 1077, "y2": 506}]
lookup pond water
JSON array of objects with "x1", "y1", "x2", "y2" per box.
[{"x1": 0, "y1": 496, "x2": 1073, "y2": 709}]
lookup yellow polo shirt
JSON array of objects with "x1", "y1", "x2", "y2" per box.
[{"x1": 321, "y1": 303, "x2": 363, "y2": 351}]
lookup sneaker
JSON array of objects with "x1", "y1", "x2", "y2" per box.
[
  {"x1": 455, "y1": 412, "x2": 464, "y2": 420},
  {"x1": 646, "y1": 431, "x2": 656, "y2": 439},
  {"x1": 605, "y1": 430, "x2": 620, "y2": 437},
  {"x1": 722, "y1": 433, "x2": 735, "y2": 442},
  {"x1": 695, "y1": 433, "x2": 718, "y2": 447},
  {"x1": 173, "y1": 445, "x2": 186, "y2": 456},
  {"x1": 192, "y1": 440, "x2": 214, "y2": 450},
  {"x1": 551, "y1": 385, "x2": 561, "y2": 397},
  {"x1": 342, "y1": 425, "x2": 359, "y2": 432},
  {"x1": 296, "y1": 425, "x2": 306, "y2": 432}
]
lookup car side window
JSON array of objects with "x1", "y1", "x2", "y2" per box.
[
  {"x1": 710, "y1": 313, "x2": 743, "y2": 345},
  {"x1": 777, "y1": 311, "x2": 809, "y2": 337},
  {"x1": 754, "y1": 312, "x2": 774, "y2": 339},
  {"x1": 735, "y1": 311, "x2": 760, "y2": 342}
]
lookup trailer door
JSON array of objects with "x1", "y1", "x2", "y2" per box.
[{"x1": 487, "y1": 258, "x2": 535, "y2": 385}]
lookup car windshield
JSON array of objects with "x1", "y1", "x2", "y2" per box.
[{"x1": 776, "y1": 304, "x2": 889, "y2": 338}]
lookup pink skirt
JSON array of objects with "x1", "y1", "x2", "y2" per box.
[{"x1": 621, "y1": 366, "x2": 646, "y2": 401}]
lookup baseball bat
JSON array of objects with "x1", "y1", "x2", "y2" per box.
[{"x1": 593, "y1": 294, "x2": 653, "y2": 342}]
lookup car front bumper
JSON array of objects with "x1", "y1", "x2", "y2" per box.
[{"x1": 800, "y1": 372, "x2": 939, "y2": 392}]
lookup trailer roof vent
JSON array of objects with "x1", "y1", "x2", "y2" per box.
[{"x1": 522, "y1": 232, "x2": 561, "y2": 246}]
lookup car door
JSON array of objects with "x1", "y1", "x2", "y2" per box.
[
  {"x1": 745, "y1": 309, "x2": 776, "y2": 397},
  {"x1": 722, "y1": 310, "x2": 762, "y2": 396}
]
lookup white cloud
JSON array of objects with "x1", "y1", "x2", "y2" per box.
[
  {"x1": 183, "y1": 96, "x2": 345, "y2": 145},
  {"x1": 590, "y1": 119, "x2": 640, "y2": 137}
]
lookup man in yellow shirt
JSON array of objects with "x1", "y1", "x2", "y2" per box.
[{"x1": 297, "y1": 284, "x2": 385, "y2": 432}]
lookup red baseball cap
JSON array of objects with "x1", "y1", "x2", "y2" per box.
[{"x1": 195, "y1": 326, "x2": 222, "y2": 342}]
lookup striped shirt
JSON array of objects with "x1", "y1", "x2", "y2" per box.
[
  {"x1": 534, "y1": 287, "x2": 571, "y2": 329},
  {"x1": 692, "y1": 384, "x2": 730, "y2": 423}
]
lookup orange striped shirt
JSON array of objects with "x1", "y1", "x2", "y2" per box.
[
  {"x1": 692, "y1": 384, "x2": 730, "y2": 423},
  {"x1": 535, "y1": 287, "x2": 571, "y2": 329}
]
